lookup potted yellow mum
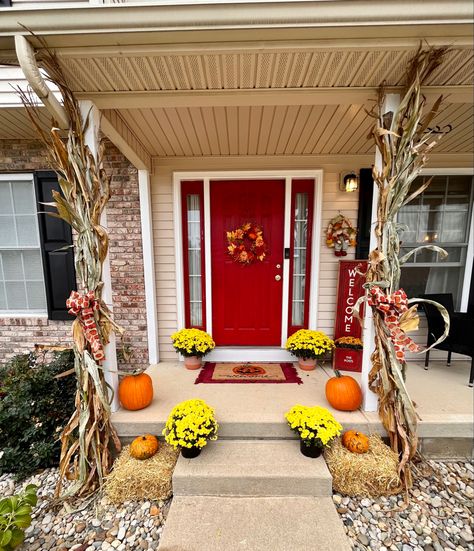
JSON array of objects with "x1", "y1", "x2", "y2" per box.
[
  {"x1": 285, "y1": 329, "x2": 334, "y2": 371},
  {"x1": 170, "y1": 328, "x2": 215, "y2": 370},
  {"x1": 285, "y1": 405, "x2": 342, "y2": 458},
  {"x1": 163, "y1": 399, "x2": 218, "y2": 458}
]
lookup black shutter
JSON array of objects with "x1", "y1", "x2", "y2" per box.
[
  {"x1": 355, "y1": 168, "x2": 374, "y2": 260},
  {"x1": 34, "y1": 171, "x2": 76, "y2": 321},
  {"x1": 468, "y1": 262, "x2": 474, "y2": 316}
]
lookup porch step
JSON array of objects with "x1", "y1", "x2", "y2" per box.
[
  {"x1": 172, "y1": 440, "x2": 332, "y2": 497},
  {"x1": 158, "y1": 496, "x2": 352, "y2": 551}
]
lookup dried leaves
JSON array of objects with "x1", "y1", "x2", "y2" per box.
[
  {"x1": 18, "y1": 40, "x2": 122, "y2": 498},
  {"x1": 367, "y1": 44, "x2": 450, "y2": 489}
]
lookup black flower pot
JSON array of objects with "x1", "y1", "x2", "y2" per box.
[
  {"x1": 300, "y1": 440, "x2": 322, "y2": 458},
  {"x1": 181, "y1": 446, "x2": 201, "y2": 459}
]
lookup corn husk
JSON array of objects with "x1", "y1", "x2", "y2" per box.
[
  {"x1": 17, "y1": 36, "x2": 123, "y2": 499},
  {"x1": 365, "y1": 44, "x2": 451, "y2": 490}
]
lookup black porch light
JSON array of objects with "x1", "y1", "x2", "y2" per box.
[{"x1": 340, "y1": 171, "x2": 359, "y2": 193}]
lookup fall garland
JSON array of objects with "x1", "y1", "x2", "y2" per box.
[{"x1": 226, "y1": 222, "x2": 267, "y2": 264}]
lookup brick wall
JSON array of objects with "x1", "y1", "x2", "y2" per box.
[{"x1": 0, "y1": 139, "x2": 148, "y2": 369}]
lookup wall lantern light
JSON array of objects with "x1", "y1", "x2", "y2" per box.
[{"x1": 340, "y1": 171, "x2": 359, "y2": 193}]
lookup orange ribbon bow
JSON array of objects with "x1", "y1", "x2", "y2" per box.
[
  {"x1": 368, "y1": 286, "x2": 420, "y2": 362},
  {"x1": 66, "y1": 290, "x2": 105, "y2": 362}
]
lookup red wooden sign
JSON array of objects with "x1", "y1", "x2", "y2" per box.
[{"x1": 333, "y1": 259, "x2": 368, "y2": 373}]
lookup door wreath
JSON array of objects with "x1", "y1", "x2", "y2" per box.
[
  {"x1": 326, "y1": 214, "x2": 357, "y2": 256},
  {"x1": 226, "y1": 222, "x2": 267, "y2": 264}
]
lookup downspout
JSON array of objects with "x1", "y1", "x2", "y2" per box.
[{"x1": 14, "y1": 35, "x2": 69, "y2": 129}]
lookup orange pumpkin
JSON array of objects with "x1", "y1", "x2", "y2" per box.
[
  {"x1": 342, "y1": 430, "x2": 370, "y2": 454},
  {"x1": 325, "y1": 370, "x2": 362, "y2": 411},
  {"x1": 130, "y1": 434, "x2": 159, "y2": 460},
  {"x1": 119, "y1": 372, "x2": 153, "y2": 411}
]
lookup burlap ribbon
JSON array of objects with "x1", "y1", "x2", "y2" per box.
[
  {"x1": 367, "y1": 286, "x2": 420, "y2": 362},
  {"x1": 66, "y1": 290, "x2": 105, "y2": 362}
]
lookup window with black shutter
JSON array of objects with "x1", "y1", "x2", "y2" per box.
[{"x1": 34, "y1": 171, "x2": 76, "y2": 320}]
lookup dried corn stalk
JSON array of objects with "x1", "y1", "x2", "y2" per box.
[
  {"x1": 17, "y1": 43, "x2": 122, "y2": 498},
  {"x1": 363, "y1": 45, "x2": 451, "y2": 488}
]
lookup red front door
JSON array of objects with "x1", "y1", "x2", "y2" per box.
[{"x1": 211, "y1": 179, "x2": 285, "y2": 346}]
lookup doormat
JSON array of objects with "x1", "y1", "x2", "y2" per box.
[{"x1": 194, "y1": 363, "x2": 303, "y2": 384}]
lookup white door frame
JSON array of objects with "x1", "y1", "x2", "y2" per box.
[{"x1": 173, "y1": 170, "x2": 323, "y2": 361}]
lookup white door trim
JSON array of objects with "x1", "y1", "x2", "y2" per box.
[{"x1": 173, "y1": 169, "x2": 324, "y2": 362}]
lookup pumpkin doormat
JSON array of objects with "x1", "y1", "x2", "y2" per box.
[
  {"x1": 324, "y1": 435, "x2": 402, "y2": 497},
  {"x1": 195, "y1": 362, "x2": 303, "y2": 384},
  {"x1": 104, "y1": 442, "x2": 179, "y2": 504}
]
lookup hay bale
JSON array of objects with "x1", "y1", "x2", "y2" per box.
[
  {"x1": 325, "y1": 435, "x2": 402, "y2": 497},
  {"x1": 105, "y1": 442, "x2": 179, "y2": 504}
]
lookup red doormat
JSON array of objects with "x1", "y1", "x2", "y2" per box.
[{"x1": 194, "y1": 362, "x2": 303, "y2": 384}]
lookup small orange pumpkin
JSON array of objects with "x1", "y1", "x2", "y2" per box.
[
  {"x1": 130, "y1": 434, "x2": 159, "y2": 460},
  {"x1": 342, "y1": 430, "x2": 370, "y2": 454},
  {"x1": 118, "y1": 372, "x2": 153, "y2": 411},
  {"x1": 325, "y1": 370, "x2": 362, "y2": 411}
]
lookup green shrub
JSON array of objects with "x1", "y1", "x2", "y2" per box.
[
  {"x1": 0, "y1": 484, "x2": 38, "y2": 550},
  {"x1": 0, "y1": 351, "x2": 76, "y2": 480}
]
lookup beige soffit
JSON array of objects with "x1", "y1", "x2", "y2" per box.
[
  {"x1": 110, "y1": 101, "x2": 473, "y2": 158},
  {"x1": 56, "y1": 48, "x2": 473, "y2": 97}
]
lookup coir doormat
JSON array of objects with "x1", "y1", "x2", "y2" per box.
[{"x1": 194, "y1": 362, "x2": 302, "y2": 384}]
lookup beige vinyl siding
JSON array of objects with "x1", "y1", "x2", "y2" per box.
[
  {"x1": 151, "y1": 158, "x2": 469, "y2": 362},
  {"x1": 151, "y1": 158, "x2": 364, "y2": 361}
]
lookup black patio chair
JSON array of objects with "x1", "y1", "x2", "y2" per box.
[{"x1": 418, "y1": 293, "x2": 474, "y2": 387}]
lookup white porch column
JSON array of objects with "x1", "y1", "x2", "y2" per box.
[
  {"x1": 361, "y1": 93, "x2": 400, "y2": 412},
  {"x1": 80, "y1": 100, "x2": 120, "y2": 412},
  {"x1": 138, "y1": 169, "x2": 159, "y2": 364}
]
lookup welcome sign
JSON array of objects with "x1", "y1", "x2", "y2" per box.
[{"x1": 333, "y1": 259, "x2": 368, "y2": 372}]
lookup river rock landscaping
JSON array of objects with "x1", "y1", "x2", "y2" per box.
[
  {"x1": 335, "y1": 460, "x2": 474, "y2": 551},
  {"x1": 1, "y1": 459, "x2": 472, "y2": 550},
  {"x1": 0, "y1": 469, "x2": 170, "y2": 551}
]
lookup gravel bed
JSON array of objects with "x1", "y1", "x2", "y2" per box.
[
  {"x1": 0, "y1": 469, "x2": 171, "y2": 551},
  {"x1": 334, "y1": 460, "x2": 474, "y2": 551}
]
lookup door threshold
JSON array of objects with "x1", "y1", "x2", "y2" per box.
[{"x1": 206, "y1": 347, "x2": 294, "y2": 362}]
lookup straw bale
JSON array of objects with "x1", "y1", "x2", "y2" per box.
[
  {"x1": 325, "y1": 435, "x2": 402, "y2": 497},
  {"x1": 105, "y1": 442, "x2": 179, "y2": 504}
]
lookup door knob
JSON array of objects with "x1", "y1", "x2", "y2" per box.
[{"x1": 275, "y1": 275, "x2": 281, "y2": 281}]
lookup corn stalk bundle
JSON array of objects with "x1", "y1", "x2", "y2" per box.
[
  {"x1": 17, "y1": 44, "x2": 122, "y2": 498},
  {"x1": 360, "y1": 45, "x2": 451, "y2": 488}
]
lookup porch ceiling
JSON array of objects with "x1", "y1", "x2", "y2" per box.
[
  {"x1": 59, "y1": 47, "x2": 473, "y2": 93},
  {"x1": 0, "y1": 45, "x2": 472, "y2": 159},
  {"x1": 105, "y1": 101, "x2": 473, "y2": 158},
  {"x1": 58, "y1": 45, "x2": 472, "y2": 159}
]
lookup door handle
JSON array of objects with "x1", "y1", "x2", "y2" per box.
[{"x1": 275, "y1": 275, "x2": 281, "y2": 281}]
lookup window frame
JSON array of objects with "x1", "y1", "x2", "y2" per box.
[
  {"x1": 0, "y1": 173, "x2": 47, "y2": 317},
  {"x1": 180, "y1": 180, "x2": 207, "y2": 330},
  {"x1": 399, "y1": 170, "x2": 474, "y2": 310}
]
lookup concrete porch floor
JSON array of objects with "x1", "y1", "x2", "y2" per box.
[{"x1": 112, "y1": 360, "x2": 473, "y2": 444}]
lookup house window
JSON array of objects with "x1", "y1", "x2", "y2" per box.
[
  {"x1": 0, "y1": 175, "x2": 47, "y2": 313},
  {"x1": 181, "y1": 181, "x2": 206, "y2": 329},
  {"x1": 399, "y1": 174, "x2": 473, "y2": 308},
  {"x1": 288, "y1": 179, "x2": 314, "y2": 334}
]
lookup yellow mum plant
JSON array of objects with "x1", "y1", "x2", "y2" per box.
[
  {"x1": 170, "y1": 328, "x2": 215, "y2": 358},
  {"x1": 162, "y1": 399, "x2": 218, "y2": 450},
  {"x1": 285, "y1": 329, "x2": 335, "y2": 360},
  {"x1": 285, "y1": 405, "x2": 342, "y2": 448}
]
